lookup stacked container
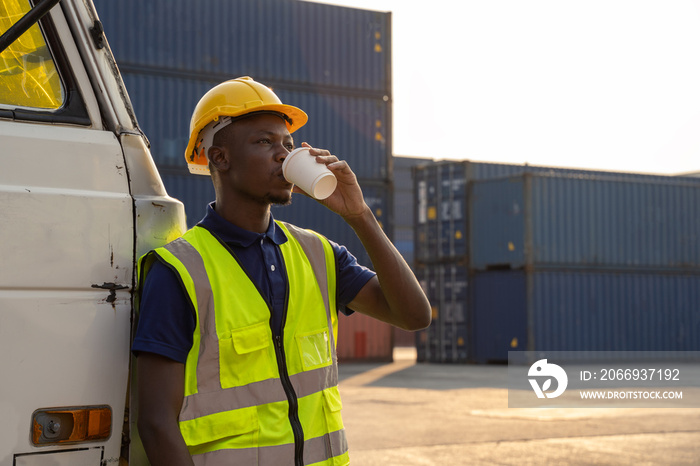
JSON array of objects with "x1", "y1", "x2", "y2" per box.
[
  {"x1": 469, "y1": 173, "x2": 700, "y2": 362},
  {"x1": 393, "y1": 156, "x2": 433, "y2": 268},
  {"x1": 413, "y1": 160, "x2": 700, "y2": 363},
  {"x1": 412, "y1": 160, "x2": 558, "y2": 362},
  {"x1": 415, "y1": 261, "x2": 469, "y2": 362},
  {"x1": 95, "y1": 0, "x2": 395, "y2": 361},
  {"x1": 392, "y1": 156, "x2": 433, "y2": 347}
]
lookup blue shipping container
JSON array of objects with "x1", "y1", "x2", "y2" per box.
[
  {"x1": 393, "y1": 156, "x2": 432, "y2": 268},
  {"x1": 94, "y1": 0, "x2": 390, "y2": 93},
  {"x1": 121, "y1": 73, "x2": 391, "y2": 180},
  {"x1": 415, "y1": 261, "x2": 469, "y2": 363},
  {"x1": 470, "y1": 269, "x2": 700, "y2": 363},
  {"x1": 414, "y1": 159, "x2": 700, "y2": 186},
  {"x1": 414, "y1": 162, "x2": 469, "y2": 263},
  {"x1": 469, "y1": 173, "x2": 700, "y2": 271},
  {"x1": 413, "y1": 160, "x2": 700, "y2": 264}
]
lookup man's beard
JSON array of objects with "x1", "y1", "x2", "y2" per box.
[{"x1": 267, "y1": 193, "x2": 293, "y2": 206}]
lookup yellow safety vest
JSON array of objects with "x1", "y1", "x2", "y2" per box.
[{"x1": 138, "y1": 221, "x2": 350, "y2": 466}]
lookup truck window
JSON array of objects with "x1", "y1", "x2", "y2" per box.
[{"x1": 0, "y1": 0, "x2": 64, "y2": 110}]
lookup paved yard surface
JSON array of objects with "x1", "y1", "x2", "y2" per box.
[{"x1": 338, "y1": 348, "x2": 700, "y2": 465}]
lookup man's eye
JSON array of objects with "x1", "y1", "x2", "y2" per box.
[
  {"x1": 259, "y1": 138, "x2": 271, "y2": 144},
  {"x1": 285, "y1": 144, "x2": 294, "y2": 151}
]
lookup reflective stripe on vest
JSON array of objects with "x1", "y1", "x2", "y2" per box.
[
  {"x1": 191, "y1": 430, "x2": 349, "y2": 466},
  {"x1": 144, "y1": 221, "x2": 348, "y2": 465}
]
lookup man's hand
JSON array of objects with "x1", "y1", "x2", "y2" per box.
[
  {"x1": 292, "y1": 143, "x2": 369, "y2": 220},
  {"x1": 292, "y1": 143, "x2": 431, "y2": 331},
  {"x1": 137, "y1": 353, "x2": 194, "y2": 466}
]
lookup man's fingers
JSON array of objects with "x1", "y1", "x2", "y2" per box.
[
  {"x1": 315, "y1": 155, "x2": 339, "y2": 165},
  {"x1": 300, "y1": 144, "x2": 349, "y2": 172},
  {"x1": 327, "y1": 160, "x2": 350, "y2": 172}
]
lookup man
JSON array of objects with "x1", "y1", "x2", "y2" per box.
[{"x1": 133, "y1": 76, "x2": 431, "y2": 466}]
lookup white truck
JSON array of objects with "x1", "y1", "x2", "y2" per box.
[{"x1": 1, "y1": 0, "x2": 186, "y2": 464}]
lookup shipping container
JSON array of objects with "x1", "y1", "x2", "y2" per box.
[
  {"x1": 470, "y1": 269, "x2": 700, "y2": 363},
  {"x1": 413, "y1": 159, "x2": 700, "y2": 187},
  {"x1": 95, "y1": 0, "x2": 392, "y2": 183},
  {"x1": 337, "y1": 312, "x2": 393, "y2": 362},
  {"x1": 413, "y1": 160, "x2": 700, "y2": 264},
  {"x1": 470, "y1": 173, "x2": 700, "y2": 271},
  {"x1": 393, "y1": 156, "x2": 432, "y2": 268},
  {"x1": 394, "y1": 327, "x2": 417, "y2": 347},
  {"x1": 94, "y1": 0, "x2": 391, "y2": 93},
  {"x1": 414, "y1": 162, "x2": 469, "y2": 263},
  {"x1": 415, "y1": 261, "x2": 469, "y2": 363},
  {"x1": 118, "y1": 73, "x2": 391, "y2": 180}
]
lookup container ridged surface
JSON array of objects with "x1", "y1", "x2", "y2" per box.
[
  {"x1": 469, "y1": 174, "x2": 700, "y2": 270},
  {"x1": 120, "y1": 73, "x2": 390, "y2": 180},
  {"x1": 414, "y1": 162, "x2": 470, "y2": 263},
  {"x1": 337, "y1": 312, "x2": 393, "y2": 362},
  {"x1": 471, "y1": 269, "x2": 700, "y2": 363},
  {"x1": 415, "y1": 261, "x2": 469, "y2": 363},
  {"x1": 94, "y1": 0, "x2": 390, "y2": 92},
  {"x1": 393, "y1": 156, "x2": 432, "y2": 268},
  {"x1": 414, "y1": 160, "x2": 700, "y2": 265}
]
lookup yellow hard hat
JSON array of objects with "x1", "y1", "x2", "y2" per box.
[{"x1": 184, "y1": 76, "x2": 308, "y2": 175}]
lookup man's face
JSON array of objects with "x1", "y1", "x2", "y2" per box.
[{"x1": 220, "y1": 113, "x2": 295, "y2": 205}]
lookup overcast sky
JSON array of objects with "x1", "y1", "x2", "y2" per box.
[{"x1": 311, "y1": 0, "x2": 700, "y2": 175}]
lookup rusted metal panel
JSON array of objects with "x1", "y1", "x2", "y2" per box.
[{"x1": 337, "y1": 312, "x2": 393, "y2": 362}]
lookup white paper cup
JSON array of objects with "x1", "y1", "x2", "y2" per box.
[{"x1": 282, "y1": 147, "x2": 337, "y2": 200}]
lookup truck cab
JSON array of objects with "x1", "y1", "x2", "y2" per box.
[{"x1": 0, "y1": 0, "x2": 185, "y2": 464}]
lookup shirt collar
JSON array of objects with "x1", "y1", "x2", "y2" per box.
[{"x1": 198, "y1": 202, "x2": 288, "y2": 247}]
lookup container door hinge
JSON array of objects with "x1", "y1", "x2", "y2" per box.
[
  {"x1": 89, "y1": 20, "x2": 105, "y2": 49},
  {"x1": 91, "y1": 282, "x2": 129, "y2": 303}
]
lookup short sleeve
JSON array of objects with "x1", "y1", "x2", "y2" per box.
[
  {"x1": 329, "y1": 240, "x2": 376, "y2": 315},
  {"x1": 132, "y1": 258, "x2": 196, "y2": 363}
]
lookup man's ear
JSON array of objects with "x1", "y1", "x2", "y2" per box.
[{"x1": 208, "y1": 146, "x2": 230, "y2": 172}]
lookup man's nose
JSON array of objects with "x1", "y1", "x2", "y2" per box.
[{"x1": 276, "y1": 144, "x2": 291, "y2": 162}]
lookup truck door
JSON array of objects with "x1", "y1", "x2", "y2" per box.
[{"x1": 1, "y1": 1, "x2": 133, "y2": 464}]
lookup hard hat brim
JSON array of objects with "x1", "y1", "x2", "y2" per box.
[
  {"x1": 185, "y1": 104, "x2": 308, "y2": 174},
  {"x1": 184, "y1": 77, "x2": 309, "y2": 175}
]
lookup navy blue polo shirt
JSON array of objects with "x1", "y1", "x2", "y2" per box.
[{"x1": 132, "y1": 203, "x2": 375, "y2": 364}]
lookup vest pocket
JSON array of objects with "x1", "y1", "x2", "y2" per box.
[
  {"x1": 220, "y1": 321, "x2": 277, "y2": 388},
  {"x1": 181, "y1": 405, "x2": 259, "y2": 451},
  {"x1": 296, "y1": 328, "x2": 332, "y2": 370},
  {"x1": 322, "y1": 386, "x2": 345, "y2": 459}
]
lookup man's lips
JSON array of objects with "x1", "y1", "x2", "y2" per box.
[{"x1": 276, "y1": 170, "x2": 292, "y2": 185}]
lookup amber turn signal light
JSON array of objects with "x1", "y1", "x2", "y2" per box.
[{"x1": 31, "y1": 406, "x2": 112, "y2": 446}]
